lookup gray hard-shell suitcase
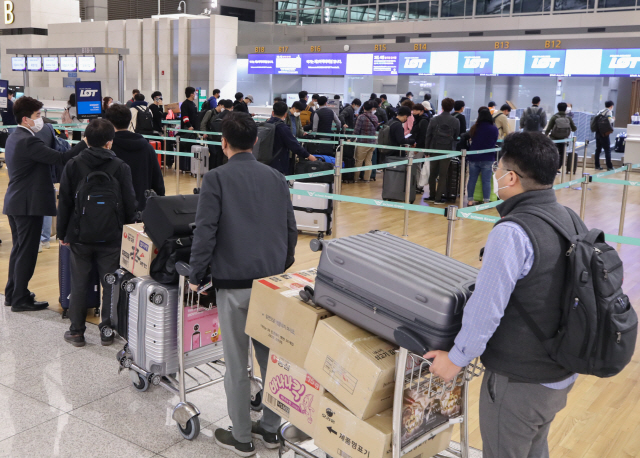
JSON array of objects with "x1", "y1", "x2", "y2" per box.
[
  {"x1": 382, "y1": 156, "x2": 418, "y2": 204},
  {"x1": 303, "y1": 231, "x2": 478, "y2": 354},
  {"x1": 190, "y1": 145, "x2": 209, "y2": 179}
]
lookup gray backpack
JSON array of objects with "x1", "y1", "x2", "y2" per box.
[
  {"x1": 252, "y1": 120, "x2": 283, "y2": 165},
  {"x1": 525, "y1": 107, "x2": 542, "y2": 131},
  {"x1": 432, "y1": 121, "x2": 454, "y2": 151},
  {"x1": 550, "y1": 115, "x2": 571, "y2": 139}
]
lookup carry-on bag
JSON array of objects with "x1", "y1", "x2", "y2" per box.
[
  {"x1": 178, "y1": 134, "x2": 194, "y2": 172},
  {"x1": 190, "y1": 145, "x2": 209, "y2": 179},
  {"x1": 341, "y1": 142, "x2": 356, "y2": 184},
  {"x1": 446, "y1": 158, "x2": 461, "y2": 200},
  {"x1": 149, "y1": 140, "x2": 163, "y2": 168},
  {"x1": 58, "y1": 244, "x2": 101, "y2": 319},
  {"x1": 382, "y1": 156, "x2": 417, "y2": 204},
  {"x1": 292, "y1": 182, "x2": 332, "y2": 235},
  {"x1": 141, "y1": 193, "x2": 199, "y2": 247},
  {"x1": 294, "y1": 160, "x2": 334, "y2": 184},
  {"x1": 304, "y1": 231, "x2": 478, "y2": 354},
  {"x1": 105, "y1": 268, "x2": 135, "y2": 340}
]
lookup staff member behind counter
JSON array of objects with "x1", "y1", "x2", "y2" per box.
[{"x1": 3, "y1": 96, "x2": 86, "y2": 312}]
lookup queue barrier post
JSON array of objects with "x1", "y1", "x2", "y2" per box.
[
  {"x1": 162, "y1": 124, "x2": 167, "y2": 177},
  {"x1": 175, "y1": 137, "x2": 181, "y2": 195},
  {"x1": 580, "y1": 173, "x2": 590, "y2": 220},
  {"x1": 569, "y1": 138, "x2": 576, "y2": 185},
  {"x1": 332, "y1": 140, "x2": 344, "y2": 238},
  {"x1": 618, "y1": 163, "x2": 632, "y2": 237},
  {"x1": 403, "y1": 152, "x2": 415, "y2": 237},
  {"x1": 445, "y1": 205, "x2": 458, "y2": 258},
  {"x1": 336, "y1": 139, "x2": 344, "y2": 196},
  {"x1": 459, "y1": 149, "x2": 467, "y2": 209}
]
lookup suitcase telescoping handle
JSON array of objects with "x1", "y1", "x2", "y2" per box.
[
  {"x1": 393, "y1": 327, "x2": 429, "y2": 356},
  {"x1": 175, "y1": 261, "x2": 191, "y2": 278}
]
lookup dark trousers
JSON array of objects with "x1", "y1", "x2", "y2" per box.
[
  {"x1": 556, "y1": 141, "x2": 566, "y2": 170},
  {"x1": 68, "y1": 244, "x2": 119, "y2": 334},
  {"x1": 429, "y1": 157, "x2": 452, "y2": 200},
  {"x1": 594, "y1": 133, "x2": 613, "y2": 170},
  {"x1": 5, "y1": 215, "x2": 43, "y2": 306}
]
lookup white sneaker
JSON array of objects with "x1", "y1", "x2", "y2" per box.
[
  {"x1": 42, "y1": 241, "x2": 51, "y2": 249},
  {"x1": 38, "y1": 243, "x2": 43, "y2": 253}
]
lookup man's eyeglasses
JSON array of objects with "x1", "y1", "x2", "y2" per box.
[{"x1": 492, "y1": 161, "x2": 523, "y2": 178}]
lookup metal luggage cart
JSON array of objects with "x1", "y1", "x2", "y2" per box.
[
  {"x1": 116, "y1": 263, "x2": 263, "y2": 440},
  {"x1": 277, "y1": 348, "x2": 484, "y2": 458}
]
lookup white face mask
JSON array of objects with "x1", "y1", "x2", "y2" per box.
[
  {"x1": 293, "y1": 111, "x2": 301, "y2": 117},
  {"x1": 566, "y1": 107, "x2": 571, "y2": 113},
  {"x1": 492, "y1": 172, "x2": 510, "y2": 199},
  {"x1": 30, "y1": 117, "x2": 44, "y2": 133}
]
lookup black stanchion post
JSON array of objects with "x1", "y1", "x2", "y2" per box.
[{"x1": 560, "y1": 140, "x2": 567, "y2": 183}]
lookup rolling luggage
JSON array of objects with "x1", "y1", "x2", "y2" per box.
[
  {"x1": 149, "y1": 140, "x2": 163, "y2": 168},
  {"x1": 305, "y1": 231, "x2": 478, "y2": 354},
  {"x1": 190, "y1": 145, "x2": 209, "y2": 179},
  {"x1": 105, "y1": 269, "x2": 135, "y2": 340},
  {"x1": 341, "y1": 142, "x2": 356, "y2": 184},
  {"x1": 446, "y1": 158, "x2": 461, "y2": 200},
  {"x1": 294, "y1": 160, "x2": 334, "y2": 184},
  {"x1": 382, "y1": 156, "x2": 417, "y2": 204},
  {"x1": 292, "y1": 182, "x2": 332, "y2": 235},
  {"x1": 58, "y1": 244, "x2": 101, "y2": 319},
  {"x1": 178, "y1": 135, "x2": 194, "y2": 172}
]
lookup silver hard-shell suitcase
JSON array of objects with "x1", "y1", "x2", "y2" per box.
[
  {"x1": 304, "y1": 231, "x2": 478, "y2": 354},
  {"x1": 292, "y1": 181, "x2": 332, "y2": 235},
  {"x1": 191, "y1": 145, "x2": 209, "y2": 184}
]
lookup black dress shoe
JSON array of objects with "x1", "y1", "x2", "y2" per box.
[
  {"x1": 5, "y1": 292, "x2": 36, "y2": 307},
  {"x1": 64, "y1": 331, "x2": 86, "y2": 347},
  {"x1": 11, "y1": 300, "x2": 49, "y2": 312}
]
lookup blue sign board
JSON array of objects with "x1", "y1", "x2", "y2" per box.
[
  {"x1": 75, "y1": 81, "x2": 102, "y2": 120},
  {"x1": 397, "y1": 52, "x2": 430, "y2": 74},
  {"x1": 457, "y1": 51, "x2": 494, "y2": 75},
  {"x1": 523, "y1": 50, "x2": 566, "y2": 75}
]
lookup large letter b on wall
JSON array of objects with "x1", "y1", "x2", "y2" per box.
[{"x1": 4, "y1": 1, "x2": 14, "y2": 25}]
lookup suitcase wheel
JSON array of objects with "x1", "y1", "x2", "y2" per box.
[
  {"x1": 299, "y1": 285, "x2": 315, "y2": 303},
  {"x1": 105, "y1": 273, "x2": 116, "y2": 285},
  {"x1": 101, "y1": 327, "x2": 114, "y2": 339},
  {"x1": 250, "y1": 391, "x2": 263, "y2": 412},
  {"x1": 149, "y1": 293, "x2": 164, "y2": 305},
  {"x1": 125, "y1": 282, "x2": 136, "y2": 293},
  {"x1": 309, "y1": 238, "x2": 323, "y2": 252}
]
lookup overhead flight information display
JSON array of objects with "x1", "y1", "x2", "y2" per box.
[{"x1": 249, "y1": 48, "x2": 640, "y2": 77}]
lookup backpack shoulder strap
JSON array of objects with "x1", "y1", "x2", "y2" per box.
[{"x1": 103, "y1": 157, "x2": 123, "y2": 177}]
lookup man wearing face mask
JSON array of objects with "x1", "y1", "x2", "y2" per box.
[
  {"x1": 284, "y1": 101, "x2": 306, "y2": 139},
  {"x1": 57, "y1": 119, "x2": 137, "y2": 347},
  {"x1": 425, "y1": 132, "x2": 584, "y2": 458},
  {"x1": 268, "y1": 101, "x2": 316, "y2": 175},
  {"x1": 3, "y1": 97, "x2": 87, "y2": 312},
  {"x1": 188, "y1": 112, "x2": 297, "y2": 456},
  {"x1": 148, "y1": 91, "x2": 166, "y2": 134}
]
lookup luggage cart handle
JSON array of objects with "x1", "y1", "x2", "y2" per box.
[{"x1": 176, "y1": 261, "x2": 191, "y2": 278}]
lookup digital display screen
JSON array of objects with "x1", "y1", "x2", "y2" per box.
[
  {"x1": 524, "y1": 50, "x2": 566, "y2": 76},
  {"x1": 346, "y1": 54, "x2": 374, "y2": 75},
  {"x1": 43, "y1": 57, "x2": 60, "y2": 72},
  {"x1": 11, "y1": 57, "x2": 26, "y2": 72},
  {"x1": 457, "y1": 51, "x2": 495, "y2": 75},
  {"x1": 429, "y1": 52, "x2": 459, "y2": 74},
  {"x1": 398, "y1": 52, "x2": 430, "y2": 75},
  {"x1": 75, "y1": 81, "x2": 102, "y2": 119},
  {"x1": 600, "y1": 48, "x2": 640, "y2": 76},
  {"x1": 372, "y1": 53, "x2": 399, "y2": 75},
  {"x1": 492, "y1": 50, "x2": 526, "y2": 75},
  {"x1": 60, "y1": 56, "x2": 78, "y2": 72},
  {"x1": 27, "y1": 57, "x2": 42, "y2": 72},
  {"x1": 0, "y1": 80, "x2": 8, "y2": 113},
  {"x1": 78, "y1": 56, "x2": 96, "y2": 73},
  {"x1": 564, "y1": 49, "x2": 603, "y2": 75},
  {"x1": 303, "y1": 53, "x2": 346, "y2": 76}
]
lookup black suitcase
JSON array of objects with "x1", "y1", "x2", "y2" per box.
[
  {"x1": 342, "y1": 142, "x2": 356, "y2": 183},
  {"x1": 58, "y1": 244, "x2": 101, "y2": 319},
  {"x1": 104, "y1": 268, "x2": 135, "y2": 339},
  {"x1": 141, "y1": 193, "x2": 199, "y2": 246},
  {"x1": 305, "y1": 231, "x2": 478, "y2": 354},
  {"x1": 566, "y1": 152, "x2": 579, "y2": 174},
  {"x1": 382, "y1": 156, "x2": 417, "y2": 203},
  {"x1": 446, "y1": 158, "x2": 461, "y2": 200},
  {"x1": 294, "y1": 160, "x2": 334, "y2": 184}
]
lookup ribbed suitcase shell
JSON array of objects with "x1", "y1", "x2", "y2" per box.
[
  {"x1": 190, "y1": 145, "x2": 209, "y2": 177},
  {"x1": 127, "y1": 277, "x2": 225, "y2": 376},
  {"x1": 293, "y1": 182, "x2": 332, "y2": 233},
  {"x1": 312, "y1": 231, "x2": 478, "y2": 353}
]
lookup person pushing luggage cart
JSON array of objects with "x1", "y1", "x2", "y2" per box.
[{"x1": 188, "y1": 111, "x2": 298, "y2": 457}]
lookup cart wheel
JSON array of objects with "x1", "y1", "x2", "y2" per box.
[
  {"x1": 131, "y1": 371, "x2": 150, "y2": 392},
  {"x1": 94, "y1": 307, "x2": 100, "y2": 317},
  {"x1": 101, "y1": 327, "x2": 114, "y2": 339},
  {"x1": 250, "y1": 391, "x2": 263, "y2": 412},
  {"x1": 178, "y1": 416, "x2": 200, "y2": 440}
]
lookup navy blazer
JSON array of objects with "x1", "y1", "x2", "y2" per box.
[{"x1": 3, "y1": 126, "x2": 85, "y2": 216}]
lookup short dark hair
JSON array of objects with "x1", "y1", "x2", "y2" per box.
[
  {"x1": 318, "y1": 96, "x2": 328, "y2": 106},
  {"x1": 7, "y1": 89, "x2": 14, "y2": 96},
  {"x1": 151, "y1": 91, "x2": 162, "y2": 100},
  {"x1": 532, "y1": 96, "x2": 541, "y2": 105},
  {"x1": 500, "y1": 132, "x2": 558, "y2": 189},
  {"x1": 213, "y1": 89, "x2": 220, "y2": 96},
  {"x1": 134, "y1": 93, "x2": 145, "y2": 102},
  {"x1": 68, "y1": 93, "x2": 76, "y2": 107},
  {"x1": 14, "y1": 96, "x2": 43, "y2": 124},
  {"x1": 105, "y1": 104, "x2": 132, "y2": 130},
  {"x1": 500, "y1": 104, "x2": 512, "y2": 112},
  {"x1": 312, "y1": 93, "x2": 319, "y2": 100},
  {"x1": 235, "y1": 92, "x2": 244, "y2": 101},
  {"x1": 406, "y1": 92, "x2": 414, "y2": 97},
  {"x1": 273, "y1": 97, "x2": 284, "y2": 103},
  {"x1": 605, "y1": 100, "x2": 614, "y2": 108},
  {"x1": 132, "y1": 89, "x2": 140, "y2": 95},
  {"x1": 488, "y1": 101, "x2": 496, "y2": 108},
  {"x1": 397, "y1": 106, "x2": 411, "y2": 117},
  {"x1": 454, "y1": 100, "x2": 465, "y2": 111},
  {"x1": 352, "y1": 98, "x2": 362, "y2": 107},
  {"x1": 299, "y1": 91, "x2": 308, "y2": 100},
  {"x1": 292, "y1": 101, "x2": 306, "y2": 111},
  {"x1": 222, "y1": 112, "x2": 257, "y2": 151},
  {"x1": 423, "y1": 93, "x2": 431, "y2": 101},
  {"x1": 441, "y1": 97, "x2": 455, "y2": 112},
  {"x1": 557, "y1": 102, "x2": 568, "y2": 112},
  {"x1": 273, "y1": 101, "x2": 288, "y2": 117},
  {"x1": 362, "y1": 101, "x2": 374, "y2": 111},
  {"x1": 370, "y1": 93, "x2": 377, "y2": 100},
  {"x1": 334, "y1": 94, "x2": 341, "y2": 100},
  {"x1": 85, "y1": 119, "x2": 115, "y2": 148},
  {"x1": 221, "y1": 99, "x2": 234, "y2": 109},
  {"x1": 380, "y1": 94, "x2": 387, "y2": 100},
  {"x1": 186, "y1": 87, "x2": 197, "y2": 98},
  {"x1": 412, "y1": 103, "x2": 425, "y2": 112}
]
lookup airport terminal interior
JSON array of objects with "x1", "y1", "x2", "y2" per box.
[{"x1": 0, "y1": 0, "x2": 639, "y2": 457}]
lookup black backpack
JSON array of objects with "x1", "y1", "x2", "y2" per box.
[
  {"x1": 512, "y1": 208, "x2": 637, "y2": 378},
  {"x1": 134, "y1": 106, "x2": 154, "y2": 134},
  {"x1": 432, "y1": 120, "x2": 455, "y2": 151},
  {"x1": 525, "y1": 107, "x2": 542, "y2": 131},
  {"x1": 252, "y1": 120, "x2": 284, "y2": 165},
  {"x1": 74, "y1": 159, "x2": 124, "y2": 244}
]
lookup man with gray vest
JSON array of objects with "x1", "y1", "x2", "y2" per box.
[{"x1": 425, "y1": 132, "x2": 583, "y2": 458}]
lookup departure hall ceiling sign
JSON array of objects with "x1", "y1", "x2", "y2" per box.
[
  {"x1": 248, "y1": 48, "x2": 640, "y2": 77},
  {"x1": 4, "y1": 1, "x2": 14, "y2": 25}
]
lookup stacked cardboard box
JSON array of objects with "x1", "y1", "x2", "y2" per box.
[{"x1": 120, "y1": 223, "x2": 158, "y2": 276}]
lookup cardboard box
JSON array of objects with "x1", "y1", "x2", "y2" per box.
[
  {"x1": 120, "y1": 223, "x2": 158, "y2": 276},
  {"x1": 245, "y1": 269, "x2": 331, "y2": 368},
  {"x1": 264, "y1": 351, "x2": 325, "y2": 437},
  {"x1": 304, "y1": 316, "x2": 397, "y2": 420},
  {"x1": 315, "y1": 393, "x2": 452, "y2": 458}
]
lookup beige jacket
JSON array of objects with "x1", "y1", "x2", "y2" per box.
[{"x1": 493, "y1": 112, "x2": 512, "y2": 139}]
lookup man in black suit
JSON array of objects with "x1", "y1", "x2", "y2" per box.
[{"x1": 3, "y1": 96, "x2": 85, "y2": 312}]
